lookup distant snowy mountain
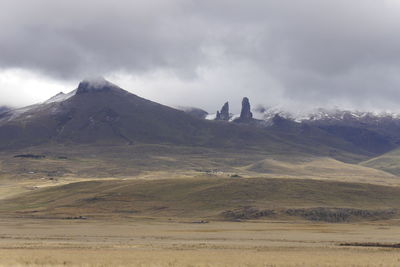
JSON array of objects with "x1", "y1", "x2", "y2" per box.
[
  {"x1": 202, "y1": 103, "x2": 400, "y2": 154},
  {"x1": 0, "y1": 78, "x2": 285, "y2": 150},
  {"x1": 2, "y1": 80, "x2": 400, "y2": 156},
  {"x1": 252, "y1": 106, "x2": 400, "y2": 125}
]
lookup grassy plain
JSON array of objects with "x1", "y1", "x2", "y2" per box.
[
  {"x1": 0, "y1": 218, "x2": 400, "y2": 267},
  {"x1": 2, "y1": 177, "x2": 400, "y2": 220},
  {"x1": 1, "y1": 144, "x2": 400, "y2": 266}
]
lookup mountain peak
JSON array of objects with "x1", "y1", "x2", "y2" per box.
[
  {"x1": 76, "y1": 77, "x2": 120, "y2": 94},
  {"x1": 239, "y1": 97, "x2": 253, "y2": 120}
]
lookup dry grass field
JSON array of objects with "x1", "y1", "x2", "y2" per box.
[
  {"x1": 1, "y1": 145, "x2": 400, "y2": 266},
  {"x1": 0, "y1": 218, "x2": 400, "y2": 267},
  {"x1": 361, "y1": 147, "x2": 400, "y2": 176}
]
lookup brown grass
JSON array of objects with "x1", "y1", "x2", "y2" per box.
[
  {"x1": 2, "y1": 247, "x2": 400, "y2": 267},
  {"x1": 0, "y1": 218, "x2": 400, "y2": 266},
  {"x1": 1, "y1": 144, "x2": 400, "y2": 266}
]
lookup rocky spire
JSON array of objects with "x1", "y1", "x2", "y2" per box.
[
  {"x1": 240, "y1": 97, "x2": 253, "y2": 120},
  {"x1": 216, "y1": 110, "x2": 221, "y2": 120},
  {"x1": 215, "y1": 102, "x2": 230, "y2": 121},
  {"x1": 220, "y1": 102, "x2": 230, "y2": 121}
]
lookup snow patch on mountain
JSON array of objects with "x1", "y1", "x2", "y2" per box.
[
  {"x1": 44, "y1": 89, "x2": 77, "y2": 104},
  {"x1": 206, "y1": 113, "x2": 217, "y2": 120},
  {"x1": 253, "y1": 106, "x2": 400, "y2": 124},
  {"x1": 0, "y1": 89, "x2": 77, "y2": 123},
  {"x1": 229, "y1": 114, "x2": 240, "y2": 122}
]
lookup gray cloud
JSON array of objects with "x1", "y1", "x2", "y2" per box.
[
  {"x1": 0, "y1": 0, "x2": 208, "y2": 78},
  {"x1": 1, "y1": 0, "x2": 400, "y2": 112}
]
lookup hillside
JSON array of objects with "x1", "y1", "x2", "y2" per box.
[
  {"x1": 0, "y1": 78, "x2": 399, "y2": 223},
  {"x1": 0, "y1": 79, "x2": 214, "y2": 147},
  {"x1": 2, "y1": 177, "x2": 400, "y2": 222},
  {"x1": 360, "y1": 148, "x2": 400, "y2": 175},
  {"x1": 0, "y1": 79, "x2": 295, "y2": 149},
  {"x1": 0, "y1": 78, "x2": 384, "y2": 164}
]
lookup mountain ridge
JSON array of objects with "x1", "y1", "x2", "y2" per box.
[
  {"x1": 0, "y1": 78, "x2": 397, "y2": 163},
  {"x1": 0, "y1": 79, "x2": 298, "y2": 153}
]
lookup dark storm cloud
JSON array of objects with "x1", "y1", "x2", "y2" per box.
[
  {"x1": 1, "y1": 0, "x2": 400, "y2": 111},
  {"x1": 0, "y1": 0, "x2": 209, "y2": 78}
]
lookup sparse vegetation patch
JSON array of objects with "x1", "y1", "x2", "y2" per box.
[
  {"x1": 14, "y1": 154, "x2": 45, "y2": 159},
  {"x1": 222, "y1": 207, "x2": 397, "y2": 222}
]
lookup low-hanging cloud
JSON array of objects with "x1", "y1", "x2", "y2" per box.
[{"x1": 1, "y1": 0, "x2": 400, "y2": 112}]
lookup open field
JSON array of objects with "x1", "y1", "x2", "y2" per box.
[
  {"x1": 2, "y1": 177, "x2": 400, "y2": 221},
  {"x1": 1, "y1": 144, "x2": 399, "y2": 204},
  {"x1": 0, "y1": 218, "x2": 400, "y2": 266},
  {"x1": 2, "y1": 175, "x2": 400, "y2": 266},
  {"x1": 1, "y1": 218, "x2": 400, "y2": 266},
  {"x1": 1, "y1": 145, "x2": 400, "y2": 266}
]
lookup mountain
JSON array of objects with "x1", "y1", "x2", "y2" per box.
[
  {"x1": 299, "y1": 110, "x2": 400, "y2": 154},
  {"x1": 0, "y1": 78, "x2": 294, "y2": 151},
  {"x1": 247, "y1": 107, "x2": 400, "y2": 154},
  {"x1": 0, "y1": 78, "x2": 208, "y2": 148},
  {"x1": 255, "y1": 107, "x2": 400, "y2": 129},
  {"x1": 203, "y1": 99, "x2": 398, "y2": 156},
  {"x1": 0, "y1": 78, "x2": 397, "y2": 163}
]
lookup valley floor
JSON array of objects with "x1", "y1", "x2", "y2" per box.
[
  {"x1": 0, "y1": 217, "x2": 399, "y2": 267},
  {"x1": 1, "y1": 145, "x2": 400, "y2": 266}
]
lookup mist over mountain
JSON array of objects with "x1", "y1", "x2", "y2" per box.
[
  {"x1": 2, "y1": 1, "x2": 400, "y2": 113},
  {"x1": 0, "y1": 78, "x2": 398, "y2": 163},
  {"x1": 0, "y1": 79, "x2": 290, "y2": 151}
]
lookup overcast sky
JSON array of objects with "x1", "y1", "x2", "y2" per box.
[{"x1": 1, "y1": 0, "x2": 400, "y2": 113}]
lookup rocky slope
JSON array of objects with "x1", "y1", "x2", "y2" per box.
[
  {"x1": 0, "y1": 79, "x2": 396, "y2": 160},
  {"x1": 0, "y1": 78, "x2": 297, "y2": 151}
]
